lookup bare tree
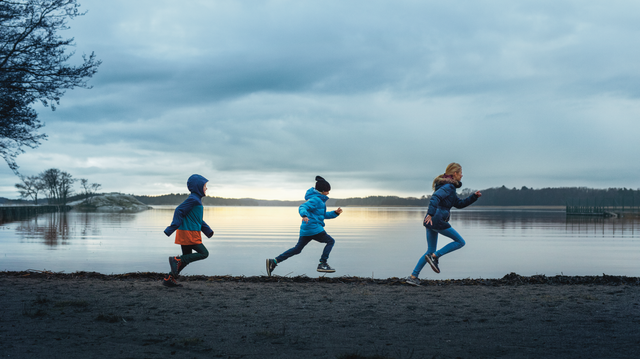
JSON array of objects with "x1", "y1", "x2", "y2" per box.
[
  {"x1": 15, "y1": 174, "x2": 45, "y2": 204},
  {"x1": 1, "y1": 0, "x2": 101, "y2": 172},
  {"x1": 80, "y1": 178, "x2": 101, "y2": 204},
  {"x1": 58, "y1": 170, "x2": 74, "y2": 205},
  {"x1": 40, "y1": 167, "x2": 75, "y2": 205}
]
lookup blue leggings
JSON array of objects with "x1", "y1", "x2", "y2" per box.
[
  {"x1": 412, "y1": 227, "x2": 465, "y2": 277},
  {"x1": 276, "y1": 231, "x2": 335, "y2": 264}
]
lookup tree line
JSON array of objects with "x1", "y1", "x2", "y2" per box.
[
  {"x1": 134, "y1": 194, "x2": 303, "y2": 207},
  {"x1": 135, "y1": 186, "x2": 640, "y2": 207},
  {"x1": 14, "y1": 168, "x2": 101, "y2": 205},
  {"x1": 476, "y1": 186, "x2": 640, "y2": 207}
]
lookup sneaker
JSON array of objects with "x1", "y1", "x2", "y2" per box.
[
  {"x1": 162, "y1": 274, "x2": 183, "y2": 287},
  {"x1": 317, "y1": 262, "x2": 336, "y2": 273},
  {"x1": 169, "y1": 256, "x2": 182, "y2": 278},
  {"x1": 177, "y1": 260, "x2": 187, "y2": 275},
  {"x1": 426, "y1": 254, "x2": 440, "y2": 274},
  {"x1": 406, "y1": 276, "x2": 421, "y2": 286},
  {"x1": 266, "y1": 259, "x2": 277, "y2": 277}
]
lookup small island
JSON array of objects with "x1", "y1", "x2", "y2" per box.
[{"x1": 72, "y1": 193, "x2": 151, "y2": 213}]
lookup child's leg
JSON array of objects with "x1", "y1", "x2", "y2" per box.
[
  {"x1": 434, "y1": 227, "x2": 465, "y2": 258},
  {"x1": 412, "y1": 228, "x2": 438, "y2": 277},
  {"x1": 312, "y1": 231, "x2": 335, "y2": 263},
  {"x1": 180, "y1": 243, "x2": 209, "y2": 265},
  {"x1": 181, "y1": 245, "x2": 194, "y2": 256},
  {"x1": 426, "y1": 228, "x2": 438, "y2": 256},
  {"x1": 275, "y1": 236, "x2": 312, "y2": 263}
]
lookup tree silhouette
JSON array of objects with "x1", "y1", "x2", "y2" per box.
[{"x1": 1, "y1": 0, "x2": 101, "y2": 172}]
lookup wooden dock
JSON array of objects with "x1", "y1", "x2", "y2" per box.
[{"x1": 565, "y1": 206, "x2": 618, "y2": 217}]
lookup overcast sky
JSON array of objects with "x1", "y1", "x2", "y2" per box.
[{"x1": 2, "y1": 0, "x2": 640, "y2": 200}]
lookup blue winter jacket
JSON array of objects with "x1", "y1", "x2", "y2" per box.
[
  {"x1": 424, "y1": 179, "x2": 479, "y2": 230},
  {"x1": 298, "y1": 188, "x2": 339, "y2": 236},
  {"x1": 164, "y1": 174, "x2": 214, "y2": 244}
]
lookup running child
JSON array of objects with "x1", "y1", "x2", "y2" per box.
[
  {"x1": 406, "y1": 163, "x2": 482, "y2": 286},
  {"x1": 266, "y1": 176, "x2": 343, "y2": 276},
  {"x1": 162, "y1": 174, "x2": 214, "y2": 287}
]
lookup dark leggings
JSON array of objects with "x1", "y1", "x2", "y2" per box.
[
  {"x1": 180, "y1": 243, "x2": 209, "y2": 265},
  {"x1": 276, "y1": 231, "x2": 335, "y2": 263}
]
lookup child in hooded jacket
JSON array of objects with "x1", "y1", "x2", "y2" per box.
[
  {"x1": 266, "y1": 176, "x2": 343, "y2": 276},
  {"x1": 406, "y1": 163, "x2": 482, "y2": 286},
  {"x1": 162, "y1": 174, "x2": 214, "y2": 287}
]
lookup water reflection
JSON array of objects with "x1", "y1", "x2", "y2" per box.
[
  {"x1": 1, "y1": 207, "x2": 639, "y2": 278},
  {"x1": 11, "y1": 211, "x2": 145, "y2": 247},
  {"x1": 15, "y1": 212, "x2": 72, "y2": 247},
  {"x1": 565, "y1": 215, "x2": 637, "y2": 238}
]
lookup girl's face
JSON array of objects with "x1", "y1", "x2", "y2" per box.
[
  {"x1": 203, "y1": 182, "x2": 208, "y2": 195},
  {"x1": 453, "y1": 171, "x2": 463, "y2": 181}
]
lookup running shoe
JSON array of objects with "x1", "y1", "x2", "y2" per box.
[
  {"x1": 317, "y1": 262, "x2": 336, "y2": 273},
  {"x1": 169, "y1": 256, "x2": 182, "y2": 277},
  {"x1": 177, "y1": 260, "x2": 187, "y2": 275},
  {"x1": 426, "y1": 254, "x2": 440, "y2": 273},
  {"x1": 162, "y1": 274, "x2": 182, "y2": 287},
  {"x1": 405, "y1": 276, "x2": 421, "y2": 286},
  {"x1": 266, "y1": 259, "x2": 277, "y2": 276}
]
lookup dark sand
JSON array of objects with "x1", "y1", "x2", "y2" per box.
[{"x1": 1, "y1": 272, "x2": 639, "y2": 359}]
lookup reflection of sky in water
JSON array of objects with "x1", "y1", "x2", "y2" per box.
[{"x1": 1, "y1": 207, "x2": 639, "y2": 279}]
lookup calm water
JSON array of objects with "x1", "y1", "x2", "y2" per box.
[{"x1": 1, "y1": 206, "x2": 639, "y2": 279}]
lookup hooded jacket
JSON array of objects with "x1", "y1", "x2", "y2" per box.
[
  {"x1": 164, "y1": 174, "x2": 214, "y2": 245},
  {"x1": 298, "y1": 188, "x2": 339, "y2": 236},
  {"x1": 424, "y1": 177, "x2": 479, "y2": 230}
]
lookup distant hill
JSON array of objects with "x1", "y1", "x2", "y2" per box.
[
  {"x1": 134, "y1": 194, "x2": 307, "y2": 207},
  {"x1": 134, "y1": 187, "x2": 640, "y2": 207}
]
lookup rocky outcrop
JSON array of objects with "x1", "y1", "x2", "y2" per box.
[{"x1": 74, "y1": 194, "x2": 152, "y2": 213}]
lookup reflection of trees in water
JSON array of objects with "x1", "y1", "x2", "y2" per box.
[
  {"x1": 15, "y1": 212, "x2": 71, "y2": 247},
  {"x1": 566, "y1": 216, "x2": 637, "y2": 238},
  {"x1": 455, "y1": 210, "x2": 566, "y2": 230},
  {"x1": 454, "y1": 210, "x2": 639, "y2": 238},
  {"x1": 78, "y1": 212, "x2": 102, "y2": 239},
  {"x1": 14, "y1": 212, "x2": 138, "y2": 247}
]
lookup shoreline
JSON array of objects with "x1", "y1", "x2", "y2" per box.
[{"x1": 3, "y1": 270, "x2": 639, "y2": 285}]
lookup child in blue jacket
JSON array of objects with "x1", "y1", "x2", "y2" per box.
[
  {"x1": 406, "y1": 163, "x2": 481, "y2": 286},
  {"x1": 266, "y1": 176, "x2": 343, "y2": 276},
  {"x1": 162, "y1": 174, "x2": 214, "y2": 287}
]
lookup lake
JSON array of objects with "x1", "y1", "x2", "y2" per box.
[{"x1": 1, "y1": 206, "x2": 639, "y2": 279}]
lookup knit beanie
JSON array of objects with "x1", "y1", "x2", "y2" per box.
[{"x1": 315, "y1": 176, "x2": 331, "y2": 192}]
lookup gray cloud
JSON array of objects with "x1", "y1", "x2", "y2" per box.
[{"x1": 2, "y1": 0, "x2": 640, "y2": 199}]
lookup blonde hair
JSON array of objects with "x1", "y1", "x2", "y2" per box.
[{"x1": 432, "y1": 162, "x2": 462, "y2": 190}]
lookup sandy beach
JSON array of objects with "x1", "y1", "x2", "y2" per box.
[{"x1": 1, "y1": 271, "x2": 639, "y2": 359}]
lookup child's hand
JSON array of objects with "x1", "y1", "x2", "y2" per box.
[
  {"x1": 302, "y1": 216, "x2": 309, "y2": 223},
  {"x1": 335, "y1": 207, "x2": 343, "y2": 214}
]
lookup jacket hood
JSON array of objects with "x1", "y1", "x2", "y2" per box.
[
  {"x1": 433, "y1": 176, "x2": 462, "y2": 190},
  {"x1": 187, "y1": 174, "x2": 209, "y2": 198},
  {"x1": 304, "y1": 187, "x2": 328, "y2": 202}
]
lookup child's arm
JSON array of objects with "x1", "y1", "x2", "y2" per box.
[
  {"x1": 453, "y1": 191, "x2": 480, "y2": 209},
  {"x1": 201, "y1": 221, "x2": 214, "y2": 238},
  {"x1": 324, "y1": 207, "x2": 342, "y2": 219},
  {"x1": 164, "y1": 196, "x2": 199, "y2": 236}
]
